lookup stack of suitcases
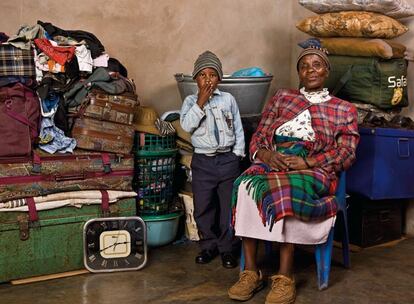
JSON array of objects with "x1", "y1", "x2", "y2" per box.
[{"x1": 0, "y1": 21, "x2": 142, "y2": 282}]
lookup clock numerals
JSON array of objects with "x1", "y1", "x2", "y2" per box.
[
  {"x1": 87, "y1": 228, "x2": 96, "y2": 236},
  {"x1": 101, "y1": 259, "x2": 108, "y2": 268},
  {"x1": 121, "y1": 221, "x2": 129, "y2": 229},
  {"x1": 84, "y1": 217, "x2": 147, "y2": 272},
  {"x1": 88, "y1": 254, "x2": 97, "y2": 263},
  {"x1": 111, "y1": 221, "x2": 119, "y2": 229},
  {"x1": 100, "y1": 221, "x2": 108, "y2": 230}
]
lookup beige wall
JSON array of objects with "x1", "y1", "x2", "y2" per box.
[
  {"x1": 1, "y1": 0, "x2": 414, "y2": 118},
  {"x1": 0, "y1": 0, "x2": 294, "y2": 114}
]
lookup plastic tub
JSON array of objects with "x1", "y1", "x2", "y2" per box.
[
  {"x1": 141, "y1": 212, "x2": 182, "y2": 247},
  {"x1": 174, "y1": 73, "x2": 273, "y2": 115}
]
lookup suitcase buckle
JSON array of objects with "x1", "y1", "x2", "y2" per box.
[{"x1": 17, "y1": 215, "x2": 30, "y2": 241}]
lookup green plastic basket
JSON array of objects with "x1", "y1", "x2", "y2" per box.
[
  {"x1": 133, "y1": 151, "x2": 177, "y2": 215},
  {"x1": 134, "y1": 132, "x2": 176, "y2": 155}
]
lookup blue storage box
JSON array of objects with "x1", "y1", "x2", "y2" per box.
[{"x1": 347, "y1": 127, "x2": 414, "y2": 199}]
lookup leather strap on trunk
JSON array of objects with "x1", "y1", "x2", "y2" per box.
[
  {"x1": 100, "y1": 190, "x2": 110, "y2": 215},
  {"x1": 26, "y1": 197, "x2": 39, "y2": 222}
]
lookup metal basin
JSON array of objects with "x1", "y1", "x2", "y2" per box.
[{"x1": 174, "y1": 73, "x2": 273, "y2": 115}]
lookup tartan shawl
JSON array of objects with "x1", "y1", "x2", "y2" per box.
[{"x1": 232, "y1": 163, "x2": 337, "y2": 232}]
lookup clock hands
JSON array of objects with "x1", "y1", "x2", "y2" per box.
[{"x1": 99, "y1": 241, "x2": 130, "y2": 253}]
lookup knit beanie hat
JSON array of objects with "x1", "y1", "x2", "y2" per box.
[
  {"x1": 296, "y1": 47, "x2": 330, "y2": 71},
  {"x1": 192, "y1": 50, "x2": 223, "y2": 80}
]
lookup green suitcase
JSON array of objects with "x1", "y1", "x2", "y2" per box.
[{"x1": 0, "y1": 197, "x2": 136, "y2": 282}]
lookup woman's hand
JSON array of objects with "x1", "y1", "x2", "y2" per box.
[
  {"x1": 257, "y1": 149, "x2": 290, "y2": 171},
  {"x1": 283, "y1": 155, "x2": 309, "y2": 170},
  {"x1": 257, "y1": 149, "x2": 315, "y2": 171}
]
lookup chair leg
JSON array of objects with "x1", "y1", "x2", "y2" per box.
[
  {"x1": 315, "y1": 228, "x2": 334, "y2": 290},
  {"x1": 340, "y1": 211, "x2": 351, "y2": 268},
  {"x1": 240, "y1": 245, "x2": 245, "y2": 271}
]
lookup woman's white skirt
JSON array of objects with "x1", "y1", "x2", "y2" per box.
[{"x1": 234, "y1": 182, "x2": 335, "y2": 245}]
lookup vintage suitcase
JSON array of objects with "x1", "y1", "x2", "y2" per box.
[
  {"x1": 72, "y1": 117, "x2": 134, "y2": 154},
  {"x1": 69, "y1": 89, "x2": 139, "y2": 125},
  {"x1": 0, "y1": 197, "x2": 136, "y2": 282},
  {"x1": 0, "y1": 149, "x2": 134, "y2": 203}
]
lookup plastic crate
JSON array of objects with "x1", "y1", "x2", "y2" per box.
[
  {"x1": 133, "y1": 150, "x2": 177, "y2": 215},
  {"x1": 134, "y1": 132, "x2": 176, "y2": 155},
  {"x1": 347, "y1": 127, "x2": 414, "y2": 199}
]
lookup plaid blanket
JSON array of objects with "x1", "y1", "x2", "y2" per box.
[
  {"x1": 232, "y1": 163, "x2": 337, "y2": 232},
  {"x1": 0, "y1": 44, "x2": 35, "y2": 76}
]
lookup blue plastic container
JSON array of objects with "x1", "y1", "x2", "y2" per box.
[
  {"x1": 141, "y1": 212, "x2": 182, "y2": 247},
  {"x1": 347, "y1": 127, "x2": 414, "y2": 199}
]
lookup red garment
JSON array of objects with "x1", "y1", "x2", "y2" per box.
[
  {"x1": 34, "y1": 38, "x2": 75, "y2": 66},
  {"x1": 249, "y1": 89, "x2": 360, "y2": 177}
]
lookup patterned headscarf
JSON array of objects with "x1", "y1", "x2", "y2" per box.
[{"x1": 296, "y1": 47, "x2": 330, "y2": 71}]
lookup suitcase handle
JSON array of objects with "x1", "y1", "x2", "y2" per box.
[{"x1": 54, "y1": 172, "x2": 86, "y2": 181}]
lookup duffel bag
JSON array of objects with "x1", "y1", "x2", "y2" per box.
[
  {"x1": 0, "y1": 83, "x2": 40, "y2": 158},
  {"x1": 324, "y1": 55, "x2": 408, "y2": 109}
]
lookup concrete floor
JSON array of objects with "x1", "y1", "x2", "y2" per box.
[{"x1": 0, "y1": 238, "x2": 413, "y2": 304}]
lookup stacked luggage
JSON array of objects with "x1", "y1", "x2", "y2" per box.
[
  {"x1": 296, "y1": 0, "x2": 414, "y2": 121},
  {"x1": 0, "y1": 22, "x2": 141, "y2": 282}
]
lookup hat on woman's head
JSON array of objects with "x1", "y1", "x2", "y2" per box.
[
  {"x1": 192, "y1": 50, "x2": 223, "y2": 80},
  {"x1": 296, "y1": 46, "x2": 331, "y2": 71},
  {"x1": 133, "y1": 106, "x2": 161, "y2": 135}
]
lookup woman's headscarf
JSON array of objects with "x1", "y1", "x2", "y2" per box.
[{"x1": 296, "y1": 47, "x2": 330, "y2": 71}]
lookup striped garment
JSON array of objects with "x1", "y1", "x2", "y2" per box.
[
  {"x1": 233, "y1": 88, "x2": 359, "y2": 231},
  {"x1": 0, "y1": 45, "x2": 35, "y2": 76},
  {"x1": 232, "y1": 163, "x2": 337, "y2": 232}
]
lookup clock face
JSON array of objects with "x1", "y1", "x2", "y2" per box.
[{"x1": 83, "y1": 216, "x2": 147, "y2": 272}]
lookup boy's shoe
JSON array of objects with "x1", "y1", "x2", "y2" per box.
[
  {"x1": 195, "y1": 248, "x2": 219, "y2": 264},
  {"x1": 221, "y1": 252, "x2": 237, "y2": 269},
  {"x1": 228, "y1": 270, "x2": 264, "y2": 301},
  {"x1": 265, "y1": 274, "x2": 296, "y2": 304}
]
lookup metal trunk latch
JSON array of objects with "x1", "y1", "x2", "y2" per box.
[{"x1": 17, "y1": 214, "x2": 30, "y2": 241}]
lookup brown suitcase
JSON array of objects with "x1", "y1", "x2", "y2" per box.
[
  {"x1": 69, "y1": 89, "x2": 139, "y2": 125},
  {"x1": 71, "y1": 117, "x2": 134, "y2": 154},
  {"x1": 0, "y1": 149, "x2": 134, "y2": 203}
]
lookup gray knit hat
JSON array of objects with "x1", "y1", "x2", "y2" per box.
[
  {"x1": 192, "y1": 50, "x2": 223, "y2": 80},
  {"x1": 296, "y1": 47, "x2": 330, "y2": 71}
]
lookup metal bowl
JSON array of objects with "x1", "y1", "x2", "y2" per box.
[{"x1": 174, "y1": 73, "x2": 273, "y2": 115}]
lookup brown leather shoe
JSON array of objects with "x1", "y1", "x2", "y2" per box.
[
  {"x1": 228, "y1": 270, "x2": 264, "y2": 301},
  {"x1": 265, "y1": 274, "x2": 296, "y2": 304}
]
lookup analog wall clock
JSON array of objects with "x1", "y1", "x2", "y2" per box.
[{"x1": 83, "y1": 216, "x2": 147, "y2": 272}]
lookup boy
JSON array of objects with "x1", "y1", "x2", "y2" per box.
[{"x1": 180, "y1": 50, "x2": 245, "y2": 269}]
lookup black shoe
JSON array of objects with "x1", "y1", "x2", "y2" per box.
[
  {"x1": 221, "y1": 252, "x2": 237, "y2": 269},
  {"x1": 195, "y1": 248, "x2": 219, "y2": 264}
]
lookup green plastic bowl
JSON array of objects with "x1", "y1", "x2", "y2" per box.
[{"x1": 141, "y1": 212, "x2": 182, "y2": 247}]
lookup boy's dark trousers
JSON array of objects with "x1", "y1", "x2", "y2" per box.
[{"x1": 191, "y1": 152, "x2": 240, "y2": 253}]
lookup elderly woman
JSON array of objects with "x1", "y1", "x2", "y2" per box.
[{"x1": 228, "y1": 47, "x2": 359, "y2": 304}]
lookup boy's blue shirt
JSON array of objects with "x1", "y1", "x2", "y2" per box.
[{"x1": 180, "y1": 88, "x2": 245, "y2": 157}]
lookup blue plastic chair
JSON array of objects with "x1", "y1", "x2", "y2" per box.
[{"x1": 239, "y1": 172, "x2": 350, "y2": 290}]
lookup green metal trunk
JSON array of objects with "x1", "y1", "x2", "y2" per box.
[{"x1": 0, "y1": 198, "x2": 136, "y2": 283}]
